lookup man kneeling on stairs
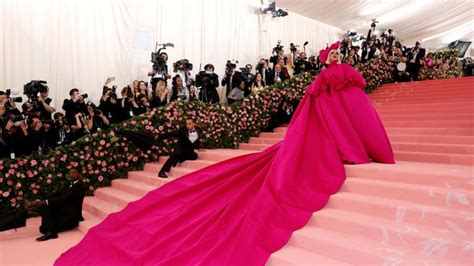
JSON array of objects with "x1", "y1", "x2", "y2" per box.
[
  {"x1": 26, "y1": 169, "x2": 85, "y2": 241},
  {"x1": 157, "y1": 118, "x2": 201, "y2": 178}
]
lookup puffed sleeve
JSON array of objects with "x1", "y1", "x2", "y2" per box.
[
  {"x1": 308, "y1": 72, "x2": 328, "y2": 97},
  {"x1": 343, "y1": 64, "x2": 367, "y2": 89}
]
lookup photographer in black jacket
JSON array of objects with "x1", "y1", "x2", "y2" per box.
[
  {"x1": 195, "y1": 64, "x2": 220, "y2": 103},
  {"x1": 62, "y1": 89, "x2": 86, "y2": 125}
]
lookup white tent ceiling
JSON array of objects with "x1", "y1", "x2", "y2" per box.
[{"x1": 278, "y1": 0, "x2": 473, "y2": 53}]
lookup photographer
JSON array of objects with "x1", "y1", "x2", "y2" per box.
[
  {"x1": 270, "y1": 41, "x2": 285, "y2": 68},
  {"x1": 174, "y1": 59, "x2": 194, "y2": 87},
  {"x1": 135, "y1": 94, "x2": 151, "y2": 115},
  {"x1": 169, "y1": 75, "x2": 190, "y2": 102},
  {"x1": 53, "y1": 112, "x2": 72, "y2": 146},
  {"x1": 28, "y1": 116, "x2": 46, "y2": 156},
  {"x1": 407, "y1": 42, "x2": 425, "y2": 81},
  {"x1": 62, "y1": 89, "x2": 86, "y2": 125},
  {"x1": 195, "y1": 64, "x2": 220, "y2": 103},
  {"x1": 240, "y1": 64, "x2": 255, "y2": 96},
  {"x1": 256, "y1": 59, "x2": 272, "y2": 85},
  {"x1": 221, "y1": 61, "x2": 244, "y2": 98},
  {"x1": 118, "y1": 86, "x2": 139, "y2": 122},
  {"x1": 148, "y1": 52, "x2": 171, "y2": 93},
  {"x1": 99, "y1": 78, "x2": 121, "y2": 124},
  {"x1": 0, "y1": 91, "x2": 22, "y2": 118},
  {"x1": 1, "y1": 117, "x2": 29, "y2": 158},
  {"x1": 85, "y1": 102, "x2": 110, "y2": 133},
  {"x1": 294, "y1": 52, "x2": 311, "y2": 75},
  {"x1": 37, "y1": 86, "x2": 55, "y2": 120}
]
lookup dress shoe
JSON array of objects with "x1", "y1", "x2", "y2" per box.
[
  {"x1": 158, "y1": 171, "x2": 168, "y2": 178},
  {"x1": 36, "y1": 231, "x2": 58, "y2": 241}
]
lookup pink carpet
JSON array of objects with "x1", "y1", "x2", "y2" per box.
[{"x1": 1, "y1": 77, "x2": 473, "y2": 265}]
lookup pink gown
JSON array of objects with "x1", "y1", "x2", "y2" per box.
[{"x1": 55, "y1": 62, "x2": 394, "y2": 265}]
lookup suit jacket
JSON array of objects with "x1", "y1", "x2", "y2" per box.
[
  {"x1": 160, "y1": 127, "x2": 201, "y2": 154},
  {"x1": 221, "y1": 72, "x2": 244, "y2": 96},
  {"x1": 268, "y1": 70, "x2": 288, "y2": 85},
  {"x1": 47, "y1": 181, "x2": 86, "y2": 227}
]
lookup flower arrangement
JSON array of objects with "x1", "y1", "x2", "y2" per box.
[
  {"x1": 0, "y1": 73, "x2": 314, "y2": 215},
  {"x1": 357, "y1": 49, "x2": 461, "y2": 93}
]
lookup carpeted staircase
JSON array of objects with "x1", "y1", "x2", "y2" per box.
[{"x1": 1, "y1": 77, "x2": 472, "y2": 265}]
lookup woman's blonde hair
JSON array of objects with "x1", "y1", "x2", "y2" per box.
[
  {"x1": 326, "y1": 49, "x2": 341, "y2": 65},
  {"x1": 155, "y1": 80, "x2": 167, "y2": 97}
]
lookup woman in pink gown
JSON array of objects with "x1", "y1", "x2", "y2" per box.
[{"x1": 55, "y1": 41, "x2": 394, "y2": 265}]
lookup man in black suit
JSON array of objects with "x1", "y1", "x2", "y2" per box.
[
  {"x1": 221, "y1": 63, "x2": 244, "y2": 98},
  {"x1": 157, "y1": 118, "x2": 201, "y2": 178},
  {"x1": 268, "y1": 64, "x2": 287, "y2": 85},
  {"x1": 26, "y1": 169, "x2": 85, "y2": 241},
  {"x1": 407, "y1": 42, "x2": 426, "y2": 81}
]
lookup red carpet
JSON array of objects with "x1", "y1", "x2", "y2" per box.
[{"x1": 1, "y1": 77, "x2": 473, "y2": 265}]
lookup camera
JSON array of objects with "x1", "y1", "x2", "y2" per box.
[
  {"x1": 151, "y1": 52, "x2": 167, "y2": 73},
  {"x1": 290, "y1": 43, "x2": 299, "y2": 53},
  {"x1": 273, "y1": 40, "x2": 284, "y2": 54},
  {"x1": 81, "y1": 93, "x2": 88, "y2": 99},
  {"x1": 23, "y1": 80, "x2": 48, "y2": 103},
  {"x1": 93, "y1": 108, "x2": 102, "y2": 116},
  {"x1": 195, "y1": 72, "x2": 212, "y2": 88},
  {"x1": 370, "y1": 19, "x2": 379, "y2": 29},
  {"x1": 173, "y1": 59, "x2": 193, "y2": 73},
  {"x1": 225, "y1": 60, "x2": 238, "y2": 75},
  {"x1": 240, "y1": 67, "x2": 255, "y2": 83},
  {"x1": 5, "y1": 89, "x2": 22, "y2": 103}
]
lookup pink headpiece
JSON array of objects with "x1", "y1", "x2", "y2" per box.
[{"x1": 319, "y1": 41, "x2": 340, "y2": 64}]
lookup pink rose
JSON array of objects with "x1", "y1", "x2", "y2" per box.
[
  {"x1": 131, "y1": 120, "x2": 137, "y2": 126},
  {"x1": 98, "y1": 176, "x2": 104, "y2": 182},
  {"x1": 100, "y1": 140, "x2": 106, "y2": 145},
  {"x1": 3, "y1": 191, "x2": 9, "y2": 197}
]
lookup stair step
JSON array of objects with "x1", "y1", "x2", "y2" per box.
[
  {"x1": 288, "y1": 225, "x2": 463, "y2": 265},
  {"x1": 386, "y1": 127, "x2": 473, "y2": 136},
  {"x1": 77, "y1": 210, "x2": 101, "y2": 234},
  {"x1": 267, "y1": 245, "x2": 350, "y2": 266},
  {"x1": 327, "y1": 192, "x2": 471, "y2": 230},
  {"x1": 239, "y1": 143, "x2": 270, "y2": 151},
  {"x1": 111, "y1": 178, "x2": 157, "y2": 197},
  {"x1": 197, "y1": 149, "x2": 255, "y2": 161},
  {"x1": 373, "y1": 101, "x2": 474, "y2": 109},
  {"x1": 377, "y1": 107, "x2": 474, "y2": 115},
  {"x1": 258, "y1": 132, "x2": 286, "y2": 139},
  {"x1": 82, "y1": 196, "x2": 122, "y2": 220},
  {"x1": 94, "y1": 187, "x2": 141, "y2": 208},
  {"x1": 344, "y1": 162, "x2": 473, "y2": 189},
  {"x1": 395, "y1": 151, "x2": 474, "y2": 165},
  {"x1": 380, "y1": 113, "x2": 474, "y2": 121},
  {"x1": 391, "y1": 142, "x2": 474, "y2": 155},
  {"x1": 341, "y1": 177, "x2": 473, "y2": 211},
  {"x1": 307, "y1": 208, "x2": 468, "y2": 260},
  {"x1": 388, "y1": 134, "x2": 474, "y2": 145},
  {"x1": 384, "y1": 120, "x2": 474, "y2": 128},
  {"x1": 249, "y1": 137, "x2": 282, "y2": 145}
]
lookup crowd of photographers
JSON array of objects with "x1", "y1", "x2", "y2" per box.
[
  {"x1": 339, "y1": 25, "x2": 466, "y2": 82},
  {"x1": 0, "y1": 44, "x2": 319, "y2": 159},
  {"x1": 1, "y1": 25, "x2": 467, "y2": 159}
]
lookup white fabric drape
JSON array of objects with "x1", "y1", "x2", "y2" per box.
[{"x1": 0, "y1": 0, "x2": 341, "y2": 107}]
